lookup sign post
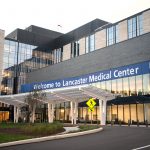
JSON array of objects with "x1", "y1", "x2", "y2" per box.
[{"x1": 86, "y1": 98, "x2": 96, "y2": 124}]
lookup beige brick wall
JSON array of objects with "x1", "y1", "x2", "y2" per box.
[
  {"x1": 63, "y1": 43, "x2": 71, "y2": 61},
  {"x1": 95, "y1": 29, "x2": 106, "y2": 50},
  {"x1": 79, "y1": 37, "x2": 85, "y2": 55},
  {"x1": 143, "y1": 10, "x2": 150, "y2": 34},
  {"x1": 118, "y1": 20, "x2": 128, "y2": 42},
  {"x1": 0, "y1": 29, "x2": 5, "y2": 89}
]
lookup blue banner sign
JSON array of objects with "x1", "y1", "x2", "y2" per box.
[{"x1": 21, "y1": 61, "x2": 150, "y2": 93}]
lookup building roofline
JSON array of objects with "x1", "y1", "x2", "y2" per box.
[{"x1": 96, "y1": 8, "x2": 150, "y2": 31}]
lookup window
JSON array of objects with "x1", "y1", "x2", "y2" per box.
[
  {"x1": 107, "y1": 24, "x2": 119, "y2": 46},
  {"x1": 128, "y1": 14, "x2": 143, "y2": 39},
  {"x1": 86, "y1": 34, "x2": 95, "y2": 53},
  {"x1": 53, "y1": 48, "x2": 63, "y2": 64},
  {"x1": 71, "y1": 41, "x2": 79, "y2": 58}
]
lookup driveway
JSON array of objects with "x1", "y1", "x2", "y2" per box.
[{"x1": 1, "y1": 126, "x2": 150, "y2": 150}]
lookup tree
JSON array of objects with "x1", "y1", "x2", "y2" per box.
[{"x1": 24, "y1": 90, "x2": 47, "y2": 123}]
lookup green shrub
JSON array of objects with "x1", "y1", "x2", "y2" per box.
[{"x1": 22, "y1": 122, "x2": 63, "y2": 136}]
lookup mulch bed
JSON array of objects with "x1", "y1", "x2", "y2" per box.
[{"x1": 0, "y1": 128, "x2": 65, "y2": 137}]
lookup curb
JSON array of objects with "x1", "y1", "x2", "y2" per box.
[{"x1": 0, "y1": 127, "x2": 103, "y2": 148}]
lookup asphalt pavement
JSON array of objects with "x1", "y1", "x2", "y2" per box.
[{"x1": 1, "y1": 126, "x2": 150, "y2": 150}]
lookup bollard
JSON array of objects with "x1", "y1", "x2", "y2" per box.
[
  {"x1": 128, "y1": 120, "x2": 130, "y2": 126},
  {"x1": 145, "y1": 120, "x2": 148, "y2": 127},
  {"x1": 111, "y1": 120, "x2": 114, "y2": 126},
  {"x1": 119, "y1": 120, "x2": 121, "y2": 126},
  {"x1": 137, "y1": 119, "x2": 139, "y2": 127}
]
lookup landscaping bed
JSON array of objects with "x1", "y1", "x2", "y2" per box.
[
  {"x1": 0, "y1": 122, "x2": 64, "y2": 143},
  {"x1": 0, "y1": 123, "x2": 101, "y2": 144}
]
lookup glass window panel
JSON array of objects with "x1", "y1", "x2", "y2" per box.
[
  {"x1": 118, "y1": 105, "x2": 123, "y2": 122},
  {"x1": 111, "y1": 80, "x2": 117, "y2": 94},
  {"x1": 64, "y1": 108, "x2": 70, "y2": 121},
  {"x1": 145, "y1": 104, "x2": 150, "y2": 124},
  {"x1": 92, "y1": 107, "x2": 97, "y2": 121},
  {"x1": 116, "y1": 25, "x2": 119, "y2": 43},
  {"x1": 55, "y1": 108, "x2": 60, "y2": 120},
  {"x1": 83, "y1": 107, "x2": 88, "y2": 120},
  {"x1": 78, "y1": 107, "x2": 83, "y2": 119},
  {"x1": 107, "y1": 106, "x2": 111, "y2": 122},
  {"x1": 124, "y1": 105, "x2": 130, "y2": 123},
  {"x1": 136, "y1": 75, "x2": 143, "y2": 95},
  {"x1": 60, "y1": 108, "x2": 65, "y2": 120},
  {"x1": 90, "y1": 34, "x2": 95, "y2": 52},
  {"x1": 129, "y1": 76, "x2": 136, "y2": 96},
  {"x1": 86, "y1": 37, "x2": 89, "y2": 53},
  {"x1": 137, "y1": 104, "x2": 144, "y2": 123},
  {"x1": 117, "y1": 78, "x2": 123, "y2": 94},
  {"x1": 101, "y1": 81, "x2": 106, "y2": 90},
  {"x1": 131, "y1": 104, "x2": 137, "y2": 124},
  {"x1": 112, "y1": 105, "x2": 117, "y2": 121},
  {"x1": 106, "y1": 80, "x2": 111, "y2": 92},
  {"x1": 123, "y1": 77, "x2": 129, "y2": 96},
  {"x1": 143, "y1": 74, "x2": 150, "y2": 95}
]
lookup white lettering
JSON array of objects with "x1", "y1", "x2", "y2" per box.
[{"x1": 113, "y1": 67, "x2": 139, "y2": 78}]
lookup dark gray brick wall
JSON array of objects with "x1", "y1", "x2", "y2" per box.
[{"x1": 27, "y1": 33, "x2": 150, "y2": 84}]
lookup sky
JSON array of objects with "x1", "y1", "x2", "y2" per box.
[{"x1": 0, "y1": 0, "x2": 149, "y2": 35}]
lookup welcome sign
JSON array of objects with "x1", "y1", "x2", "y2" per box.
[{"x1": 21, "y1": 61, "x2": 150, "y2": 93}]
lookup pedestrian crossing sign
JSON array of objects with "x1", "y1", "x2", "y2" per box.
[{"x1": 86, "y1": 98, "x2": 96, "y2": 112}]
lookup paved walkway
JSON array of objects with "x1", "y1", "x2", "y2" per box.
[{"x1": 63, "y1": 126, "x2": 80, "y2": 133}]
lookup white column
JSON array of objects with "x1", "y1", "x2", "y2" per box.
[
  {"x1": 31, "y1": 104, "x2": 36, "y2": 123},
  {"x1": 14, "y1": 106, "x2": 16, "y2": 123},
  {"x1": 50, "y1": 104, "x2": 54, "y2": 123},
  {"x1": 70, "y1": 101, "x2": 74, "y2": 124},
  {"x1": 101, "y1": 100, "x2": 107, "y2": 125},
  {"x1": 16, "y1": 107, "x2": 19, "y2": 123},
  {"x1": 99, "y1": 99, "x2": 107, "y2": 125},
  {"x1": 74, "y1": 102, "x2": 78, "y2": 124},
  {"x1": 48, "y1": 103, "x2": 51, "y2": 123},
  {"x1": 48, "y1": 103, "x2": 54, "y2": 123},
  {"x1": 99, "y1": 99, "x2": 102, "y2": 123}
]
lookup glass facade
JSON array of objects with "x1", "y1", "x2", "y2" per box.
[
  {"x1": 52, "y1": 73, "x2": 150, "y2": 124},
  {"x1": 128, "y1": 14, "x2": 143, "y2": 39},
  {"x1": 1, "y1": 40, "x2": 53, "y2": 95},
  {"x1": 53, "y1": 102, "x2": 150, "y2": 124}
]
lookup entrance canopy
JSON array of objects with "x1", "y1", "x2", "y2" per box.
[{"x1": 0, "y1": 85, "x2": 116, "y2": 107}]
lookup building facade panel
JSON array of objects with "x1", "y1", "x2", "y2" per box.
[
  {"x1": 27, "y1": 33, "x2": 150, "y2": 83},
  {"x1": 62, "y1": 43, "x2": 71, "y2": 61},
  {"x1": 79, "y1": 37, "x2": 85, "y2": 55},
  {"x1": 95, "y1": 29, "x2": 106, "y2": 50},
  {"x1": 143, "y1": 10, "x2": 150, "y2": 34},
  {"x1": 118, "y1": 20, "x2": 128, "y2": 42}
]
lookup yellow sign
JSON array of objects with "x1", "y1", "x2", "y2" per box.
[
  {"x1": 86, "y1": 98, "x2": 96, "y2": 112},
  {"x1": 86, "y1": 98, "x2": 96, "y2": 108},
  {"x1": 88, "y1": 107, "x2": 94, "y2": 112}
]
